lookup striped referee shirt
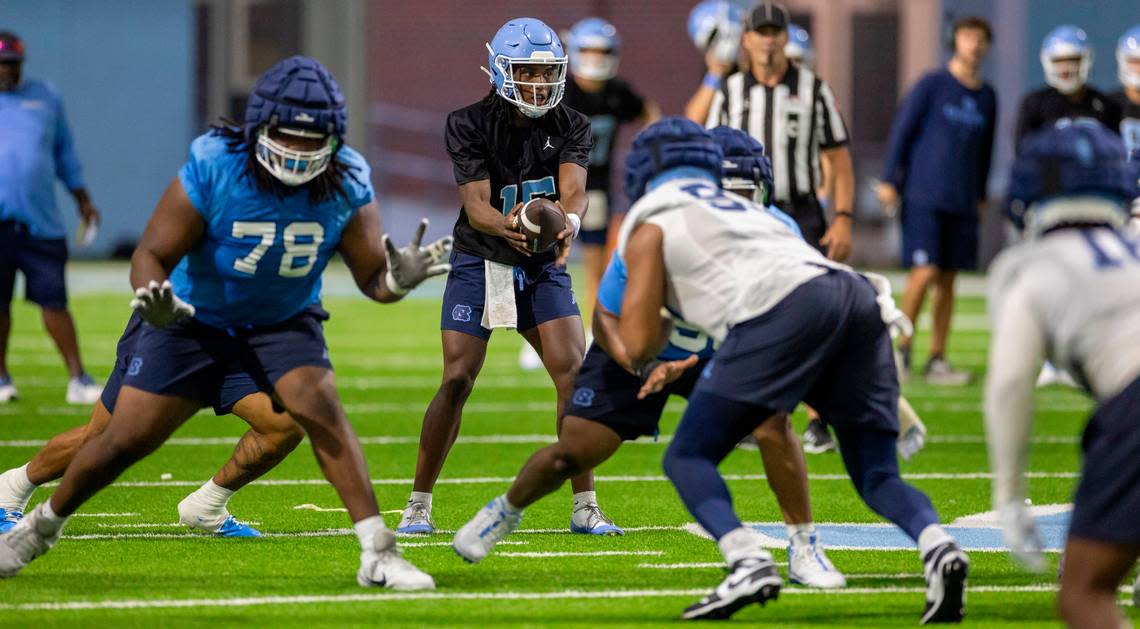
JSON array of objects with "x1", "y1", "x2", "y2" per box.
[{"x1": 705, "y1": 64, "x2": 848, "y2": 204}]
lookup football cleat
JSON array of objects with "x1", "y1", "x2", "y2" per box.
[
  {"x1": 0, "y1": 508, "x2": 22, "y2": 534},
  {"x1": 682, "y1": 552, "x2": 782, "y2": 620},
  {"x1": 570, "y1": 503, "x2": 623, "y2": 536},
  {"x1": 213, "y1": 515, "x2": 261, "y2": 538},
  {"x1": 787, "y1": 530, "x2": 846, "y2": 589},
  {"x1": 0, "y1": 503, "x2": 62, "y2": 578},
  {"x1": 0, "y1": 376, "x2": 17, "y2": 403},
  {"x1": 65, "y1": 374, "x2": 102, "y2": 405},
  {"x1": 452, "y1": 496, "x2": 522, "y2": 564},
  {"x1": 396, "y1": 500, "x2": 435, "y2": 535},
  {"x1": 921, "y1": 541, "x2": 969, "y2": 624},
  {"x1": 518, "y1": 343, "x2": 543, "y2": 371},
  {"x1": 802, "y1": 420, "x2": 836, "y2": 454},
  {"x1": 923, "y1": 357, "x2": 971, "y2": 386},
  {"x1": 357, "y1": 528, "x2": 435, "y2": 590}
]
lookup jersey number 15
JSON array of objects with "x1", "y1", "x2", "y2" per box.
[{"x1": 232, "y1": 221, "x2": 325, "y2": 277}]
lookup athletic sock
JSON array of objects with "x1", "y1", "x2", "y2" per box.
[
  {"x1": 918, "y1": 524, "x2": 954, "y2": 559},
  {"x1": 354, "y1": 515, "x2": 388, "y2": 552},
  {"x1": 408, "y1": 491, "x2": 432, "y2": 509},
  {"x1": 572, "y1": 490, "x2": 597, "y2": 508},
  {"x1": 499, "y1": 494, "x2": 522, "y2": 516},
  {"x1": 786, "y1": 522, "x2": 816, "y2": 540},
  {"x1": 35, "y1": 499, "x2": 68, "y2": 536},
  {"x1": 718, "y1": 526, "x2": 767, "y2": 566},
  {"x1": 186, "y1": 479, "x2": 235, "y2": 513},
  {"x1": 0, "y1": 464, "x2": 38, "y2": 512}
]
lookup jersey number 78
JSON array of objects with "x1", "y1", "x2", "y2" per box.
[{"x1": 231, "y1": 221, "x2": 325, "y2": 277}]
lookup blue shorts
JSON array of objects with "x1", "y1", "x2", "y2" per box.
[
  {"x1": 565, "y1": 343, "x2": 706, "y2": 441},
  {"x1": 901, "y1": 206, "x2": 978, "y2": 270},
  {"x1": 0, "y1": 221, "x2": 68, "y2": 310},
  {"x1": 119, "y1": 305, "x2": 332, "y2": 409},
  {"x1": 101, "y1": 313, "x2": 260, "y2": 415},
  {"x1": 441, "y1": 249, "x2": 579, "y2": 341},
  {"x1": 694, "y1": 269, "x2": 899, "y2": 433},
  {"x1": 1068, "y1": 374, "x2": 1140, "y2": 546}
]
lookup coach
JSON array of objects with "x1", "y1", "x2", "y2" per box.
[
  {"x1": 0, "y1": 31, "x2": 102, "y2": 405},
  {"x1": 698, "y1": 2, "x2": 854, "y2": 261},
  {"x1": 877, "y1": 17, "x2": 996, "y2": 385}
]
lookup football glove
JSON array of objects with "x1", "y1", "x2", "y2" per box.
[
  {"x1": 383, "y1": 218, "x2": 453, "y2": 295},
  {"x1": 130, "y1": 280, "x2": 195, "y2": 328},
  {"x1": 863, "y1": 272, "x2": 913, "y2": 338},
  {"x1": 999, "y1": 499, "x2": 1047, "y2": 573}
]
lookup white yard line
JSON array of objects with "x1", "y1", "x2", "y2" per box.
[{"x1": 497, "y1": 551, "x2": 664, "y2": 558}]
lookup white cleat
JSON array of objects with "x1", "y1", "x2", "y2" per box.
[
  {"x1": 452, "y1": 496, "x2": 522, "y2": 564},
  {"x1": 65, "y1": 375, "x2": 102, "y2": 405},
  {"x1": 357, "y1": 528, "x2": 434, "y2": 590},
  {"x1": 0, "y1": 503, "x2": 63, "y2": 578},
  {"x1": 396, "y1": 500, "x2": 435, "y2": 534},
  {"x1": 897, "y1": 425, "x2": 927, "y2": 462},
  {"x1": 0, "y1": 377, "x2": 17, "y2": 404},
  {"x1": 921, "y1": 541, "x2": 969, "y2": 624},
  {"x1": 518, "y1": 343, "x2": 543, "y2": 371},
  {"x1": 682, "y1": 551, "x2": 782, "y2": 620},
  {"x1": 787, "y1": 530, "x2": 846, "y2": 589}
]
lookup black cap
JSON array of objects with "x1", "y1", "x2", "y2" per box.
[{"x1": 747, "y1": 3, "x2": 789, "y2": 31}]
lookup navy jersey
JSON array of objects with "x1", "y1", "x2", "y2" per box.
[
  {"x1": 1014, "y1": 86, "x2": 1122, "y2": 150},
  {"x1": 444, "y1": 93, "x2": 593, "y2": 267},
  {"x1": 563, "y1": 77, "x2": 645, "y2": 195},
  {"x1": 1109, "y1": 90, "x2": 1140, "y2": 156},
  {"x1": 170, "y1": 132, "x2": 373, "y2": 329}
]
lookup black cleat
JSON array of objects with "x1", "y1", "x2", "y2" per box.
[
  {"x1": 682, "y1": 555, "x2": 782, "y2": 621},
  {"x1": 921, "y1": 541, "x2": 969, "y2": 624}
]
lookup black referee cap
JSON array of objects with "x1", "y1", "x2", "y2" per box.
[{"x1": 747, "y1": 2, "x2": 789, "y2": 31}]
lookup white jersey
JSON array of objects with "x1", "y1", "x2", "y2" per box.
[
  {"x1": 984, "y1": 224, "x2": 1140, "y2": 506},
  {"x1": 616, "y1": 177, "x2": 849, "y2": 343}
]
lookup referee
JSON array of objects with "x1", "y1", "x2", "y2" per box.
[{"x1": 696, "y1": 2, "x2": 854, "y2": 261}]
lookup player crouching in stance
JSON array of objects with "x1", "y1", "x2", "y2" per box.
[
  {"x1": 984, "y1": 118, "x2": 1140, "y2": 629},
  {"x1": 0, "y1": 56, "x2": 451, "y2": 589},
  {"x1": 611, "y1": 118, "x2": 967, "y2": 621},
  {"x1": 400, "y1": 18, "x2": 616, "y2": 536},
  {"x1": 452, "y1": 123, "x2": 846, "y2": 590}
]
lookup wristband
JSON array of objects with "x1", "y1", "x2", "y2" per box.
[
  {"x1": 702, "y1": 73, "x2": 721, "y2": 90},
  {"x1": 834, "y1": 210, "x2": 854, "y2": 221},
  {"x1": 566, "y1": 212, "x2": 581, "y2": 239}
]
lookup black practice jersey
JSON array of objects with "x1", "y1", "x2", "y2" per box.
[
  {"x1": 563, "y1": 77, "x2": 645, "y2": 195},
  {"x1": 445, "y1": 93, "x2": 593, "y2": 266},
  {"x1": 1014, "y1": 85, "x2": 1122, "y2": 150},
  {"x1": 1109, "y1": 90, "x2": 1140, "y2": 156}
]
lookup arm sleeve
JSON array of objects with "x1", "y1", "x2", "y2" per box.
[
  {"x1": 559, "y1": 110, "x2": 594, "y2": 167},
  {"x1": 879, "y1": 75, "x2": 933, "y2": 187},
  {"x1": 977, "y1": 90, "x2": 997, "y2": 201},
  {"x1": 596, "y1": 255, "x2": 627, "y2": 316},
  {"x1": 814, "y1": 80, "x2": 849, "y2": 149},
  {"x1": 52, "y1": 96, "x2": 86, "y2": 190},
  {"x1": 445, "y1": 110, "x2": 490, "y2": 185},
  {"x1": 983, "y1": 276, "x2": 1046, "y2": 508}
]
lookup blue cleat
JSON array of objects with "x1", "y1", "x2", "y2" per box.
[
  {"x1": 214, "y1": 515, "x2": 261, "y2": 538},
  {"x1": 397, "y1": 501, "x2": 435, "y2": 535},
  {"x1": 570, "y1": 503, "x2": 624, "y2": 536},
  {"x1": 0, "y1": 508, "x2": 22, "y2": 534}
]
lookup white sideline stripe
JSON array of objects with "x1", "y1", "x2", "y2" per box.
[
  {"x1": 636, "y1": 564, "x2": 923, "y2": 580},
  {"x1": 71, "y1": 512, "x2": 140, "y2": 518},
  {"x1": 0, "y1": 433, "x2": 1083, "y2": 448},
  {"x1": 95, "y1": 522, "x2": 261, "y2": 529},
  {"x1": 0, "y1": 585, "x2": 1066, "y2": 611},
  {"x1": 497, "y1": 551, "x2": 664, "y2": 558},
  {"x1": 61, "y1": 526, "x2": 680, "y2": 541}
]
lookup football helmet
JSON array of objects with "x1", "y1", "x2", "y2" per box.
[
  {"x1": 245, "y1": 56, "x2": 346, "y2": 186},
  {"x1": 1117, "y1": 24, "x2": 1140, "y2": 89},
  {"x1": 1040, "y1": 25, "x2": 1092, "y2": 95},
  {"x1": 688, "y1": 0, "x2": 744, "y2": 65},
  {"x1": 710, "y1": 126, "x2": 774, "y2": 205},
  {"x1": 624, "y1": 117, "x2": 723, "y2": 202},
  {"x1": 567, "y1": 17, "x2": 620, "y2": 81},
  {"x1": 484, "y1": 18, "x2": 567, "y2": 118}
]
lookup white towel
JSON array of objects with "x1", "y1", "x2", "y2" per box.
[
  {"x1": 862, "y1": 272, "x2": 913, "y2": 339},
  {"x1": 481, "y1": 260, "x2": 517, "y2": 330}
]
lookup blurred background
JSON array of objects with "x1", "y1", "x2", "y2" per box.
[{"x1": 3, "y1": 0, "x2": 1138, "y2": 266}]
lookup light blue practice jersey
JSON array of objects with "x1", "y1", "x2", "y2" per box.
[{"x1": 170, "y1": 132, "x2": 373, "y2": 329}]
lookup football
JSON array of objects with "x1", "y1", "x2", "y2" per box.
[{"x1": 515, "y1": 198, "x2": 566, "y2": 253}]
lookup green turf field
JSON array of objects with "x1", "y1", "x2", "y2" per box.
[{"x1": 0, "y1": 272, "x2": 1136, "y2": 627}]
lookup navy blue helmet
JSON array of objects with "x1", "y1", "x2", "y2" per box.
[
  {"x1": 624, "y1": 117, "x2": 723, "y2": 202},
  {"x1": 710, "y1": 126, "x2": 774, "y2": 205},
  {"x1": 1007, "y1": 118, "x2": 1140, "y2": 232},
  {"x1": 245, "y1": 56, "x2": 346, "y2": 185}
]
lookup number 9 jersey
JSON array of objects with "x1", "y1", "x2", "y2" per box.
[{"x1": 170, "y1": 132, "x2": 374, "y2": 329}]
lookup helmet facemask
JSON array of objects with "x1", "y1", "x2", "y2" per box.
[
  {"x1": 254, "y1": 125, "x2": 337, "y2": 186},
  {"x1": 486, "y1": 47, "x2": 567, "y2": 118},
  {"x1": 570, "y1": 46, "x2": 618, "y2": 81},
  {"x1": 1043, "y1": 52, "x2": 1092, "y2": 95},
  {"x1": 1119, "y1": 49, "x2": 1140, "y2": 89}
]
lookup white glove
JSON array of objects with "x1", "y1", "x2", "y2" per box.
[
  {"x1": 130, "y1": 280, "x2": 195, "y2": 328},
  {"x1": 998, "y1": 499, "x2": 1047, "y2": 573},
  {"x1": 864, "y1": 272, "x2": 913, "y2": 339},
  {"x1": 383, "y1": 218, "x2": 454, "y2": 296}
]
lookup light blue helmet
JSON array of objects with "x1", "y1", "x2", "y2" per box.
[
  {"x1": 1117, "y1": 24, "x2": 1140, "y2": 88},
  {"x1": 567, "y1": 17, "x2": 620, "y2": 81},
  {"x1": 785, "y1": 24, "x2": 813, "y2": 68},
  {"x1": 1041, "y1": 25, "x2": 1092, "y2": 94},
  {"x1": 688, "y1": 0, "x2": 743, "y2": 65},
  {"x1": 484, "y1": 18, "x2": 567, "y2": 118}
]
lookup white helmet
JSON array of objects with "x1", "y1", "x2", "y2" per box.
[{"x1": 1117, "y1": 25, "x2": 1140, "y2": 89}]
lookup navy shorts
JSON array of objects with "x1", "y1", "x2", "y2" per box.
[
  {"x1": 101, "y1": 313, "x2": 261, "y2": 415},
  {"x1": 579, "y1": 190, "x2": 610, "y2": 246},
  {"x1": 119, "y1": 305, "x2": 332, "y2": 409},
  {"x1": 565, "y1": 343, "x2": 706, "y2": 441},
  {"x1": 694, "y1": 269, "x2": 899, "y2": 434},
  {"x1": 0, "y1": 221, "x2": 68, "y2": 310},
  {"x1": 1068, "y1": 374, "x2": 1140, "y2": 546},
  {"x1": 901, "y1": 206, "x2": 978, "y2": 270},
  {"x1": 441, "y1": 249, "x2": 579, "y2": 341}
]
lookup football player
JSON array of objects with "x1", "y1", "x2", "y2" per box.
[
  {"x1": 398, "y1": 18, "x2": 615, "y2": 536},
  {"x1": 0, "y1": 57, "x2": 451, "y2": 589},
  {"x1": 984, "y1": 118, "x2": 1140, "y2": 629},
  {"x1": 452, "y1": 125, "x2": 847, "y2": 591},
  {"x1": 609, "y1": 118, "x2": 967, "y2": 621},
  {"x1": 1112, "y1": 25, "x2": 1140, "y2": 156}
]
